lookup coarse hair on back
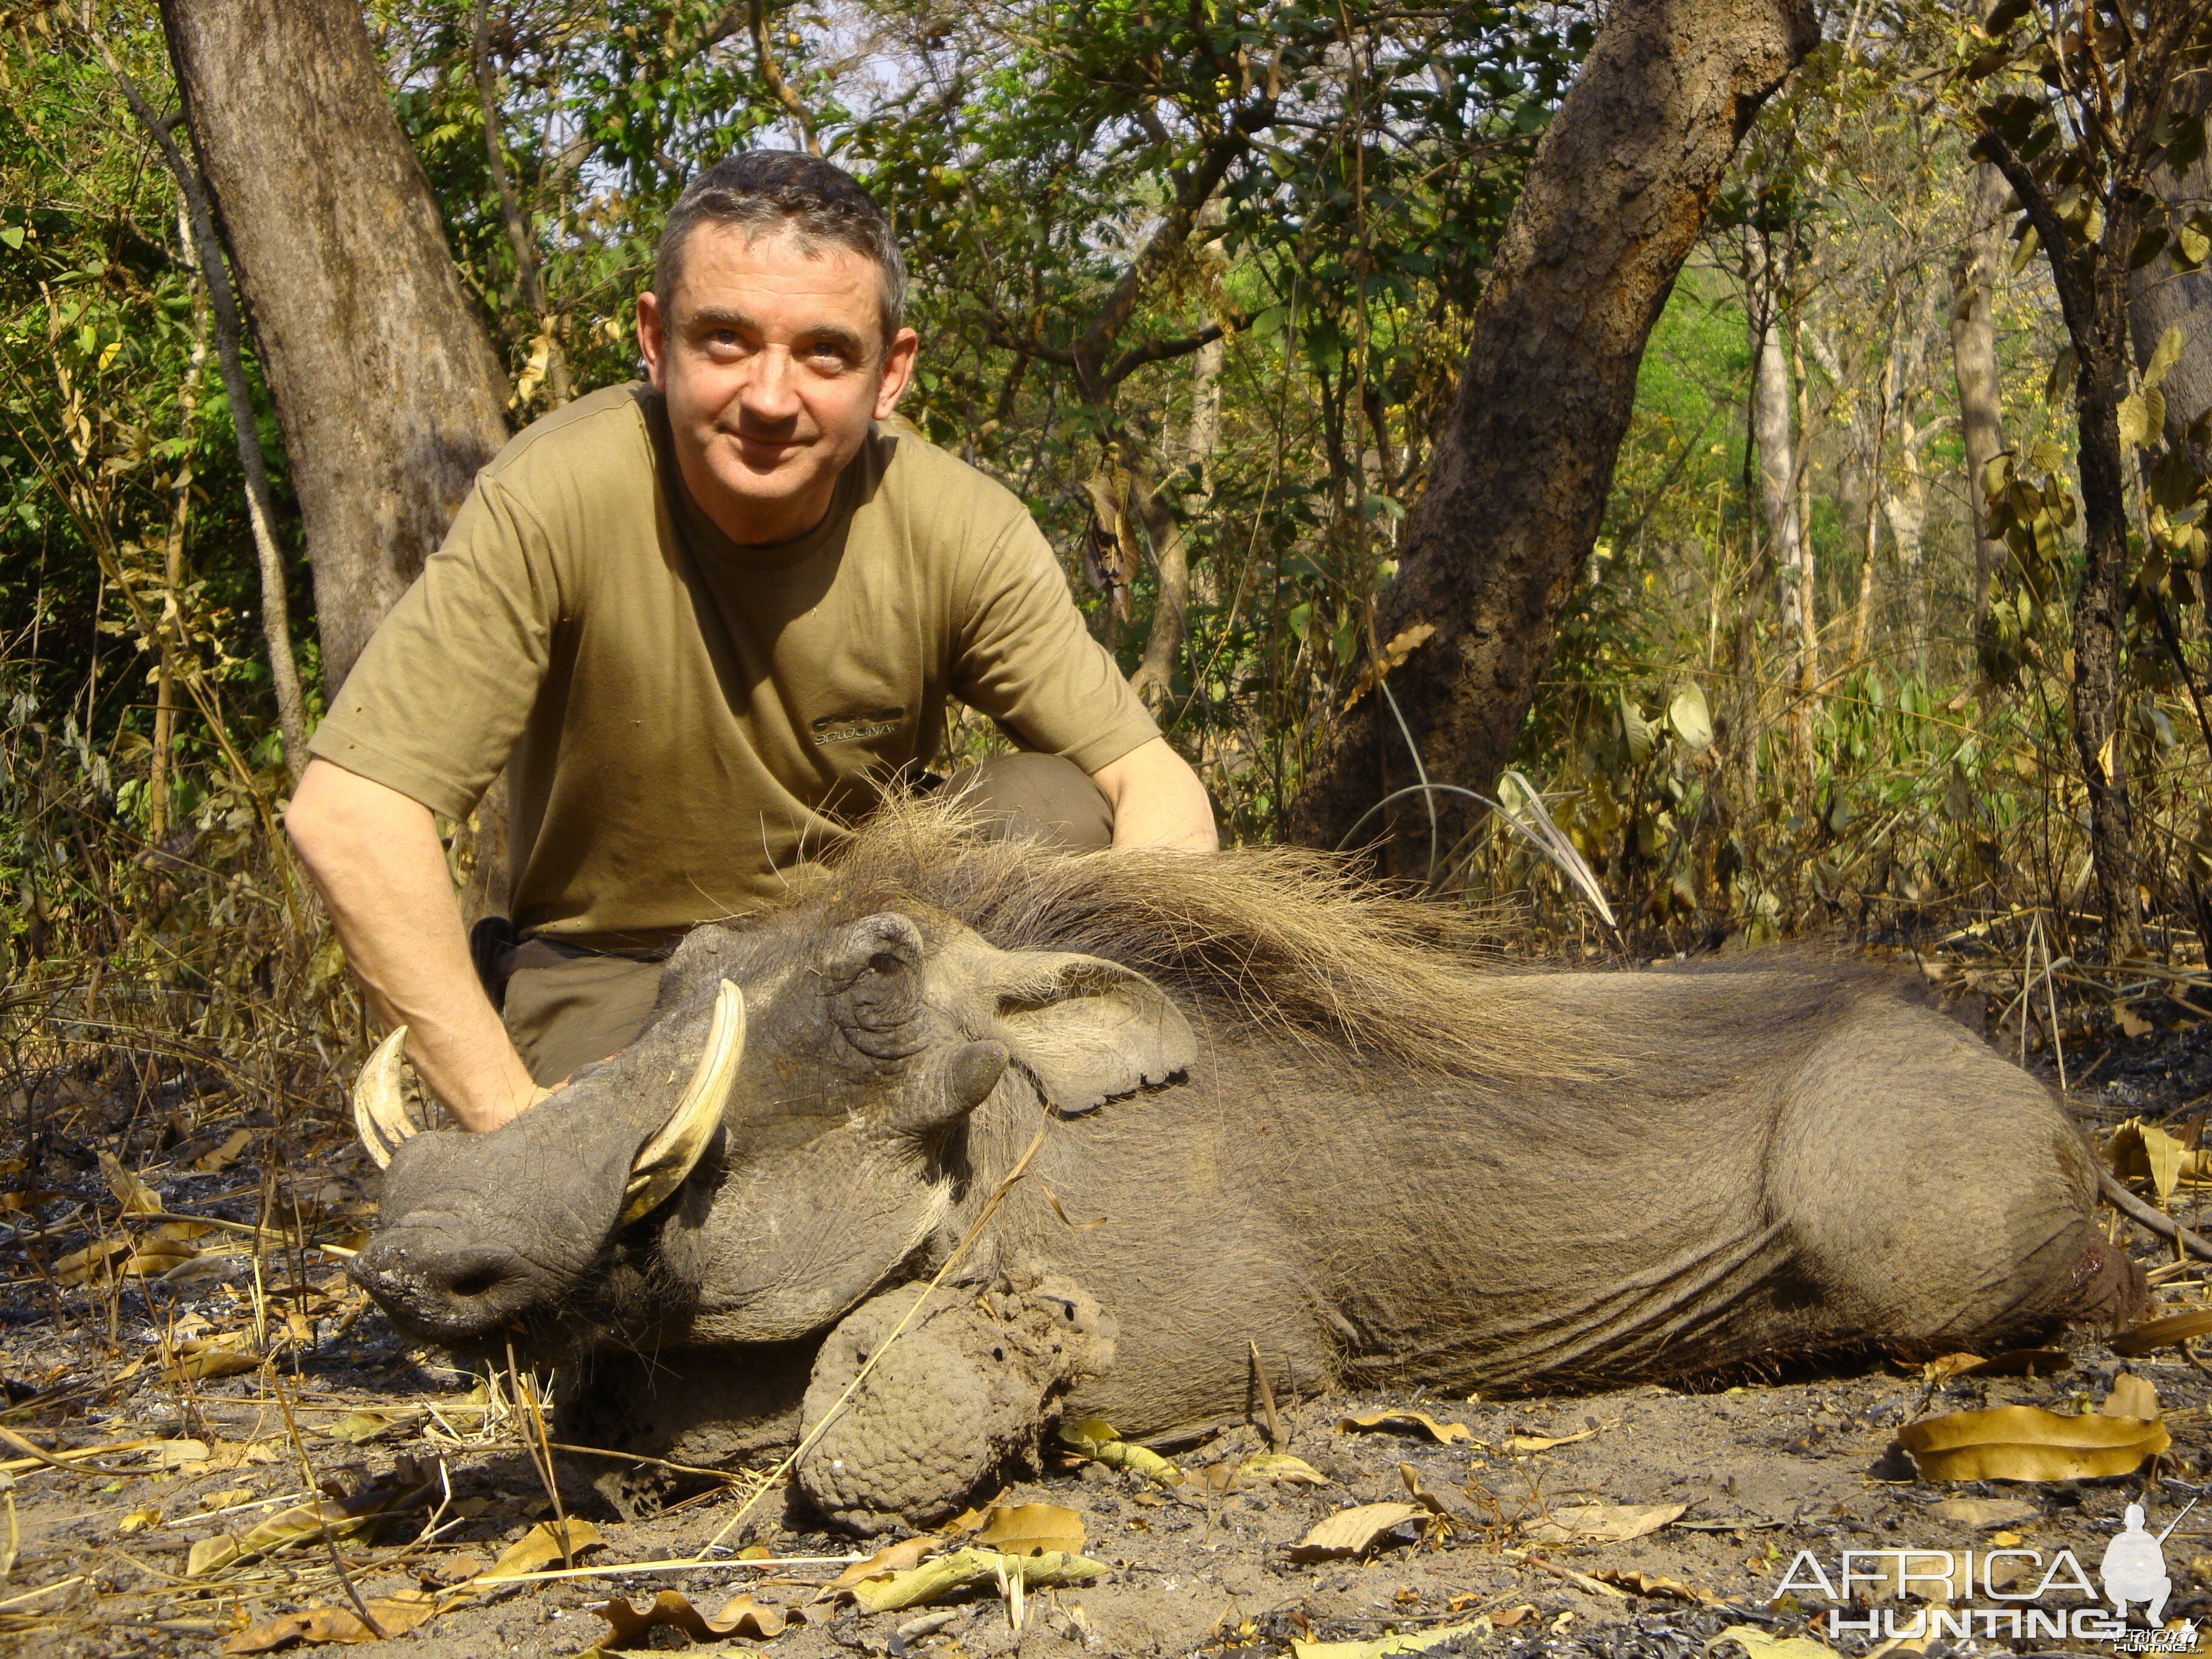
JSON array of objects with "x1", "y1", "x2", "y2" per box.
[
  {"x1": 776, "y1": 794, "x2": 1651, "y2": 1094},
  {"x1": 652, "y1": 150, "x2": 908, "y2": 350}
]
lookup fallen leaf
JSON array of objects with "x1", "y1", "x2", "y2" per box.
[
  {"x1": 1896, "y1": 1404, "x2": 2168, "y2": 1482},
  {"x1": 1919, "y1": 1353, "x2": 1985, "y2": 1385},
  {"x1": 187, "y1": 1535, "x2": 244, "y2": 1577},
  {"x1": 194, "y1": 1129, "x2": 255, "y2": 1173},
  {"x1": 189, "y1": 1483, "x2": 427, "y2": 1578},
  {"x1": 1704, "y1": 1626, "x2": 1832, "y2": 1659},
  {"x1": 1594, "y1": 1568, "x2": 1712, "y2": 1603},
  {"x1": 1242, "y1": 1452, "x2": 1331, "y2": 1485},
  {"x1": 1490, "y1": 1604, "x2": 1537, "y2": 1628},
  {"x1": 220, "y1": 1594, "x2": 438, "y2": 1652},
  {"x1": 1336, "y1": 1410, "x2": 1476, "y2": 1446},
  {"x1": 2114, "y1": 1310, "x2": 2212, "y2": 1356},
  {"x1": 1290, "y1": 1617, "x2": 1492, "y2": 1659},
  {"x1": 2101, "y1": 1374, "x2": 2160, "y2": 1420},
  {"x1": 52, "y1": 1236, "x2": 129, "y2": 1287},
  {"x1": 851, "y1": 1546, "x2": 1104, "y2": 1614},
  {"x1": 1056, "y1": 1416, "x2": 1182, "y2": 1483},
  {"x1": 116, "y1": 1507, "x2": 161, "y2": 1536},
  {"x1": 819, "y1": 1534, "x2": 940, "y2": 1601},
  {"x1": 592, "y1": 1589, "x2": 797, "y2": 1647},
  {"x1": 2118, "y1": 1003, "x2": 2156, "y2": 1039},
  {"x1": 1929, "y1": 1497, "x2": 2039, "y2": 1529},
  {"x1": 166, "y1": 1332, "x2": 262, "y2": 1384},
  {"x1": 1290, "y1": 1502, "x2": 1426, "y2": 1561},
  {"x1": 1521, "y1": 1501, "x2": 1685, "y2": 1545},
  {"x1": 976, "y1": 1501, "x2": 1084, "y2": 1557},
  {"x1": 99, "y1": 1150, "x2": 163, "y2": 1216},
  {"x1": 472, "y1": 1518, "x2": 603, "y2": 1583},
  {"x1": 2111, "y1": 1118, "x2": 2211, "y2": 1200},
  {"x1": 324, "y1": 1409, "x2": 417, "y2": 1446},
  {"x1": 1955, "y1": 1349, "x2": 2072, "y2": 1379},
  {"x1": 200, "y1": 1486, "x2": 255, "y2": 1512},
  {"x1": 1506, "y1": 1426, "x2": 1601, "y2": 1452},
  {"x1": 146, "y1": 1439, "x2": 210, "y2": 1468}
]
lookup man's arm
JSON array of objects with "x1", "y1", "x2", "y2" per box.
[
  {"x1": 1090, "y1": 737, "x2": 1218, "y2": 851},
  {"x1": 286, "y1": 760, "x2": 543, "y2": 1132}
]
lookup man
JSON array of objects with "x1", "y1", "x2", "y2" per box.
[{"x1": 286, "y1": 152, "x2": 1215, "y2": 1134}]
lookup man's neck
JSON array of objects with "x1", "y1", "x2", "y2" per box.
[{"x1": 679, "y1": 449, "x2": 841, "y2": 548}]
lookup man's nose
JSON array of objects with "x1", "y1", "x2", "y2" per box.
[{"x1": 739, "y1": 347, "x2": 803, "y2": 424}]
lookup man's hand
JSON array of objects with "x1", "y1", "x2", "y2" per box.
[
  {"x1": 1090, "y1": 737, "x2": 1218, "y2": 852},
  {"x1": 286, "y1": 760, "x2": 542, "y2": 1133}
]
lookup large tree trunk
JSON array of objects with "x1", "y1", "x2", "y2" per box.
[
  {"x1": 159, "y1": 0, "x2": 512, "y2": 692},
  {"x1": 1748, "y1": 231, "x2": 1817, "y2": 737},
  {"x1": 1952, "y1": 162, "x2": 2010, "y2": 618},
  {"x1": 1287, "y1": 0, "x2": 1820, "y2": 862}
]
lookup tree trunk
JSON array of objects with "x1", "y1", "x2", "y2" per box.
[
  {"x1": 1952, "y1": 162, "x2": 2011, "y2": 619},
  {"x1": 1748, "y1": 232, "x2": 1817, "y2": 734},
  {"x1": 159, "y1": 0, "x2": 512, "y2": 692},
  {"x1": 1287, "y1": 0, "x2": 1820, "y2": 860},
  {"x1": 2130, "y1": 76, "x2": 2212, "y2": 460},
  {"x1": 1883, "y1": 435, "x2": 1931, "y2": 675}
]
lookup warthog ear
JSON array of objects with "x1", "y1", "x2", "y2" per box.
[{"x1": 988, "y1": 953, "x2": 1194, "y2": 1114}]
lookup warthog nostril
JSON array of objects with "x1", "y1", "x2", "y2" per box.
[{"x1": 422, "y1": 1245, "x2": 529, "y2": 1302}]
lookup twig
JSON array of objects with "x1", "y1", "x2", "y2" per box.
[
  {"x1": 0, "y1": 1426, "x2": 144, "y2": 1480},
  {"x1": 1247, "y1": 1340, "x2": 1281, "y2": 1452},
  {"x1": 265, "y1": 1361, "x2": 384, "y2": 1639},
  {"x1": 507, "y1": 1345, "x2": 574, "y2": 1569},
  {"x1": 132, "y1": 1212, "x2": 355, "y2": 1259},
  {"x1": 472, "y1": 1552, "x2": 862, "y2": 1588},
  {"x1": 2101, "y1": 1171, "x2": 2212, "y2": 1262},
  {"x1": 545, "y1": 1443, "x2": 747, "y2": 1483}
]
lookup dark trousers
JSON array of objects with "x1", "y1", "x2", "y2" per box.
[{"x1": 495, "y1": 752, "x2": 1113, "y2": 1085}]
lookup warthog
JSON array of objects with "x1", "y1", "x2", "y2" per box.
[{"x1": 348, "y1": 804, "x2": 2140, "y2": 1530}]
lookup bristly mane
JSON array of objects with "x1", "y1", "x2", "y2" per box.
[{"x1": 769, "y1": 794, "x2": 1640, "y2": 1091}]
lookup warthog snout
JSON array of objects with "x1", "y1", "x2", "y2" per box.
[{"x1": 349, "y1": 1231, "x2": 540, "y2": 1343}]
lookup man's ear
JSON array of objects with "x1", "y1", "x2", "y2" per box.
[
  {"x1": 637, "y1": 290, "x2": 667, "y2": 392},
  {"x1": 985, "y1": 953, "x2": 1195, "y2": 1114},
  {"x1": 873, "y1": 327, "x2": 920, "y2": 420}
]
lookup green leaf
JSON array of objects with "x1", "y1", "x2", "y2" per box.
[
  {"x1": 2180, "y1": 219, "x2": 2211, "y2": 269},
  {"x1": 1618, "y1": 692, "x2": 1657, "y2": 766},
  {"x1": 1667, "y1": 683, "x2": 1713, "y2": 752},
  {"x1": 0, "y1": 227, "x2": 20, "y2": 251},
  {"x1": 2146, "y1": 325, "x2": 2186, "y2": 392}
]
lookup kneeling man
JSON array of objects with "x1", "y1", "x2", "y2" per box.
[{"x1": 286, "y1": 150, "x2": 1213, "y2": 1133}]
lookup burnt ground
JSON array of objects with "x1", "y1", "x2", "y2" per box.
[{"x1": 3, "y1": 996, "x2": 2212, "y2": 1659}]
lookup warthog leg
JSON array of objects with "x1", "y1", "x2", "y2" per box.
[{"x1": 796, "y1": 1270, "x2": 1116, "y2": 1533}]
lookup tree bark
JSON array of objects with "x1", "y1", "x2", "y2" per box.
[
  {"x1": 1951, "y1": 161, "x2": 2010, "y2": 618},
  {"x1": 1748, "y1": 230, "x2": 1817, "y2": 732},
  {"x1": 159, "y1": 0, "x2": 512, "y2": 692},
  {"x1": 474, "y1": 0, "x2": 571, "y2": 407},
  {"x1": 1289, "y1": 0, "x2": 1820, "y2": 859},
  {"x1": 2130, "y1": 71, "x2": 2212, "y2": 460}
]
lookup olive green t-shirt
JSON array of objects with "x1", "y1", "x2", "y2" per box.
[{"x1": 308, "y1": 383, "x2": 1158, "y2": 949}]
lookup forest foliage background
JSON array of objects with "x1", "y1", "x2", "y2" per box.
[{"x1": 2, "y1": 0, "x2": 2209, "y2": 1112}]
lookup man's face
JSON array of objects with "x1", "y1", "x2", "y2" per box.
[{"x1": 638, "y1": 222, "x2": 918, "y2": 546}]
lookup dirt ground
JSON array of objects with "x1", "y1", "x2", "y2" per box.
[{"x1": 4, "y1": 990, "x2": 2211, "y2": 1659}]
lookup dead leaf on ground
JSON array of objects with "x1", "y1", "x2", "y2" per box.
[
  {"x1": 166, "y1": 1332, "x2": 262, "y2": 1384},
  {"x1": 819, "y1": 1534, "x2": 940, "y2": 1601},
  {"x1": 324, "y1": 1408, "x2": 419, "y2": 1446},
  {"x1": 1594, "y1": 1568, "x2": 1714, "y2": 1603},
  {"x1": 976, "y1": 1501, "x2": 1084, "y2": 1557},
  {"x1": 851, "y1": 1546, "x2": 1104, "y2": 1614},
  {"x1": 52, "y1": 1236, "x2": 129, "y2": 1287},
  {"x1": 1957, "y1": 1349, "x2": 2072, "y2": 1378},
  {"x1": 1929, "y1": 1496, "x2": 2039, "y2": 1529},
  {"x1": 2110, "y1": 1118, "x2": 2211, "y2": 1202},
  {"x1": 1521, "y1": 1501, "x2": 1684, "y2": 1545},
  {"x1": 592, "y1": 1590, "x2": 799, "y2": 1647},
  {"x1": 2113, "y1": 1310, "x2": 2212, "y2": 1356},
  {"x1": 1704, "y1": 1626, "x2": 1832, "y2": 1659},
  {"x1": 1490, "y1": 1604, "x2": 1538, "y2": 1628},
  {"x1": 189, "y1": 1483, "x2": 427, "y2": 1578},
  {"x1": 193, "y1": 1129, "x2": 255, "y2": 1173},
  {"x1": 99, "y1": 1150, "x2": 162, "y2": 1216},
  {"x1": 471, "y1": 1518, "x2": 603, "y2": 1584},
  {"x1": 220, "y1": 1594, "x2": 439, "y2": 1652},
  {"x1": 1290, "y1": 1617, "x2": 1492, "y2": 1659},
  {"x1": 1506, "y1": 1425, "x2": 1603, "y2": 1452},
  {"x1": 1242, "y1": 1452, "x2": 1331, "y2": 1485},
  {"x1": 1290, "y1": 1502, "x2": 1426, "y2": 1561},
  {"x1": 1896, "y1": 1404, "x2": 2168, "y2": 1482},
  {"x1": 145, "y1": 1439, "x2": 210, "y2": 1469},
  {"x1": 1056, "y1": 1416, "x2": 1182, "y2": 1483},
  {"x1": 1335, "y1": 1410, "x2": 1475, "y2": 1446},
  {"x1": 2100, "y1": 1374, "x2": 2160, "y2": 1420}
]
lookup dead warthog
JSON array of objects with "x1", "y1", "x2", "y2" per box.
[{"x1": 347, "y1": 803, "x2": 2139, "y2": 1530}]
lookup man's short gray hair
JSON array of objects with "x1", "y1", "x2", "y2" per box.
[{"x1": 652, "y1": 150, "x2": 907, "y2": 352}]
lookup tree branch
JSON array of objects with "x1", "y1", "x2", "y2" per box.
[
  {"x1": 748, "y1": 0, "x2": 822, "y2": 156},
  {"x1": 1101, "y1": 316, "x2": 1244, "y2": 386},
  {"x1": 1972, "y1": 128, "x2": 2097, "y2": 349}
]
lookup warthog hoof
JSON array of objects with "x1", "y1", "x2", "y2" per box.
[{"x1": 797, "y1": 1270, "x2": 1114, "y2": 1533}]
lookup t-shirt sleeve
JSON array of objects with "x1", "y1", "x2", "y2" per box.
[
  {"x1": 951, "y1": 511, "x2": 1161, "y2": 775},
  {"x1": 306, "y1": 477, "x2": 558, "y2": 820}
]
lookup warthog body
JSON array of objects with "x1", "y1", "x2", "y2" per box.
[{"x1": 350, "y1": 805, "x2": 2139, "y2": 1529}]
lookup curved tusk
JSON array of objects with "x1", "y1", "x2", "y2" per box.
[
  {"x1": 352, "y1": 1026, "x2": 418, "y2": 1170},
  {"x1": 622, "y1": 979, "x2": 745, "y2": 1225}
]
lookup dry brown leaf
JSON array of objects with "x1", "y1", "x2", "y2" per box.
[
  {"x1": 976, "y1": 1501, "x2": 1084, "y2": 1557},
  {"x1": 2110, "y1": 1118, "x2": 2212, "y2": 1201},
  {"x1": 167, "y1": 1332, "x2": 261, "y2": 1384},
  {"x1": 1506, "y1": 1426, "x2": 1601, "y2": 1452},
  {"x1": 220, "y1": 1594, "x2": 438, "y2": 1652},
  {"x1": 1335, "y1": 1410, "x2": 1475, "y2": 1446},
  {"x1": 1056, "y1": 1416, "x2": 1182, "y2": 1483},
  {"x1": 2101, "y1": 1374, "x2": 2160, "y2": 1420},
  {"x1": 99, "y1": 1150, "x2": 162, "y2": 1216},
  {"x1": 592, "y1": 1589, "x2": 797, "y2": 1646},
  {"x1": 1929, "y1": 1497, "x2": 2039, "y2": 1529},
  {"x1": 52, "y1": 1236, "x2": 129, "y2": 1287},
  {"x1": 1242, "y1": 1452, "x2": 1331, "y2": 1485},
  {"x1": 2118, "y1": 1002, "x2": 2156, "y2": 1039},
  {"x1": 1521, "y1": 1501, "x2": 1685, "y2": 1546},
  {"x1": 147, "y1": 1439, "x2": 210, "y2": 1469},
  {"x1": 819, "y1": 1533, "x2": 941, "y2": 1600},
  {"x1": 851, "y1": 1546, "x2": 1105, "y2": 1614},
  {"x1": 472, "y1": 1518, "x2": 603, "y2": 1583},
  {"x1": 1896, "y1": 1405, "x2": 2169, "y2": 1482},
  {"x1": 1919, "y1": 1353, "x2": 1985, "y2": 1385},
  {"x1": 116, "y1": 1507, "x2": 161, "y2": 1536},
  {"x1": 1955, "y1": 1349, "x2": 2072, "y2": 1378},
  {"x1": 1339, "y1": 622, "x2": 1438, "y2": 713},
  {"x1": 1290, "y1": 1502, "x2": 1426, "y2": 1561},
  {"x1": 194, "y1": 1129, "x2": 254, "y2": 1173},
  {"x1": 2114, "y1": 1309, "x2": 2212, "y2": 1356},
  {"x1": 1594, "y1": 1568, "x2": 1712, "y2": 1603},
  {"x1": 190, "y1": 1484, "x2": 426, "y2": 1578},
  {"x1": 1490, "y1": 1604, "x2": 1538, "y2": 1629},
  {"x1": 1290, "y1": 1617, "x2": 1492, "y2": 1659}
]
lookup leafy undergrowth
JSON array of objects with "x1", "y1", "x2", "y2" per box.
[{"x1": 0, "y1": 970, "x2": 2209, "y2": 1658}]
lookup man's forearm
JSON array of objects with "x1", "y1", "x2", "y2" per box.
[
  {"x1": 285, "y1": 759, "x2": 540, "y2": 1132},
  {"x1": 1092, "y1": 737, "x2": 1218, "y2": 852}
]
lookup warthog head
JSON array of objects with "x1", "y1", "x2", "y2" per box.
[{"x1": 346, "y1": 907, "x2": 1193, "y2": 1355}]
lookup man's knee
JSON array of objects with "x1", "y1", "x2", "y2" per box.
[{"x1": 942, "y1": 752, "x2": 1113, "y2": 852}]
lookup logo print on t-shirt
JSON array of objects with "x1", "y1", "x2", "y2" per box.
[{"x1": 812, "y1": 707, "x2": 907, "y2": 745}]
